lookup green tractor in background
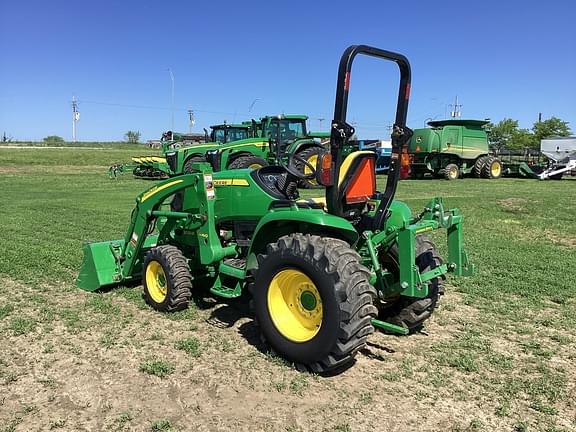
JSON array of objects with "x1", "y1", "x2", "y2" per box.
[
  {"x1": 203, "y1": 122, "x2": 255, "y2": 144},
  {"x1": 408, "y1": 119, "x2": 503, "y2": 180},
  {"x1": 109, "y1": 123, "x2": 254, "y2": 179},
  {"x1": 79, "y1": 45, "x2": 474, "y2": 373},
  {"x1": 166, "y1": 114, "x2": 330, "y2": 188}
]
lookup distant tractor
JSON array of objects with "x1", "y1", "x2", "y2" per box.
[
  {"x1": 109, "y1": 124, "x2": 252, "y2": 180},
  {"x1": 204, "y1": 122, "x2": 255, "y2": 144},
  {"x1": 167, "y1": 114, "x2": 329, "y2": 188},
  {"x1": 408, "y1": 119, "x2": 503, "y2": 180}
]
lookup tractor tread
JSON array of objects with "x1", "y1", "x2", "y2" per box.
[
  {"x1": 253, "y1": 233, "x2": 377, "y2": 374},
  {"x1": 378, "y1": 235, "x2": 444, "y2": 332},
  {"x1": 183, "y1": 155, "x2": 206, "y2": 174},
  {"x1": 443, "y1": 163, "x2": 460, "y2": 181},
  {"x1": 294, "y1": 146, "x2": 325, "y2": 189},
  {"x1": 473, "y1": 155, "x2": 489, "y2": 178},
  {"x1": 481, "y1": 156, "x2": 503, "y2": 179},
  {"x1": 228, "y1": 155, "x2": 269, "y2": 170},
  {"x1": 143, "y1": 245, "x2": 192, "y2": 312}
]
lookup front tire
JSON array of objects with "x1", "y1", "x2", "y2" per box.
[
  {"x1": 143, "y1": 245, "x2": 192, "y2": 312},
  {"x1": 228, "y1": 155, "x2": 269, "y2": 170},
  {"x1": 252, "y1": 234, "x2": 377, "y2": 373},
  {"x1": 183, "y1": 155, "x2": 206, "y2": 174},
  {"x1": 473, "y1": 156, "x2": 489, "y2": 178},
  {"x1": 481, "y1": 157, "x2": 503, "y2": 179}
]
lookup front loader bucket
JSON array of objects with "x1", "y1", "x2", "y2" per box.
[{"x1": 76, "y1": 240, "x2": 124, "y2": 292}]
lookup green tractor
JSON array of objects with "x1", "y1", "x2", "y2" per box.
[
  {"x1": 203, "y1": 122, "x2": 255, "y2": 144},
  {"x1": 109, "y1": 130, "x2": 206, "y2": 180},
  {"x1": 408, "y1": 119, "x2": 503, "y2": 180},
  {"x1": 78, "y1": 45, "x2": 474, "y2": 373},
  {"x1": 166, "y1": 114, "x2": 329, "y2": 188},
  {"x1": 109, "y1": 124, "x2": 253, "y2": 180}
]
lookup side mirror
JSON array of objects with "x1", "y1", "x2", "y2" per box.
[{"x1": 315, "y1": 152, "x2": 334, "y2": 186}]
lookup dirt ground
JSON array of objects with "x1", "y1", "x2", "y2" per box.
[{"x1": 1, "y1": 277, "x2": 574, "y2": 432}]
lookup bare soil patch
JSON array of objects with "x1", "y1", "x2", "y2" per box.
[{"x1": 0, "y1": 278, "x2": 574, "y2": 432}]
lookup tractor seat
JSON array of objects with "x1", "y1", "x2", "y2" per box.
[{"x1": 298, "y1": 151, "x2": 377, "y2": 215}]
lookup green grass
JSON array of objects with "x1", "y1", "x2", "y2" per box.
[
  {"x1": 139, "y1": 359, "x2": 175, "y2": 378},
  {"x1": 150, "y1": 419, "x2": 174, "y2": 432},
  {"x1": 9, "y1": 317, "x2": 36, "y2": 336},
  {"x1": 174, "y1": 337, "x2": 201, "y2": 357},
  {"x1": 4, "y1": 141, "x2": 148, "y2": 149}
]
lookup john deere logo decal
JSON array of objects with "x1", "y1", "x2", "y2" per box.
[{"x1": 416, "y1": 136, "x2": 422, "y2": 143}]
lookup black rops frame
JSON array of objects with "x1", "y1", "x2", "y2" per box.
[{"x1": 326, "y1": 45, "x2": 412, "y2": 231}]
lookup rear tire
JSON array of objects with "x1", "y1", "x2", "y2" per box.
[
  {"x1": 252, "y1": 234, "x2": 377, "y2": 373},
  {"x1": 444, "y1": 163, "x2": 460, "y2": 180},
  {"x1": 481, "y1": 157, "x2": 503, "y2": 179},
  {"x1": 143, "y1": 245, "x2": 192, "y2": 312},
  {"x1": 228, "y1": 155, "x2": 269, "y2": 170},
  {"x1": 295, "y1": 147, "x2": 325, "y2": 189},
  {"x1": 377, "y1": 235, "x2": 444, "y2": 333}
]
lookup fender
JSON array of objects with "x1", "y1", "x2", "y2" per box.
[{"x1": 246, "y1": 207, "x2": 359, "y2": 271}]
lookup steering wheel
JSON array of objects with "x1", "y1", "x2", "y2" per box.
[{"x1": 282, "y1": 153, "x2": 317, "y2": 180}]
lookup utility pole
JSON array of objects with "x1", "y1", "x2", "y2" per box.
[
  {"x1": 538, "y1": 112, "x2": 542, "y2": 122},
  {"x1": 71, "y1": 95, "x2": 79, "y2": 142},
  {"x1": 317, "y1": 117, "x2": 325, "y2": 130},
  {"x1": 449, "y1": 95, "x2": 462, "y2": 118},
  {"x1": 188, "y1": 109, "x2": 195, "y2": 133},
  {"x1": 167, "y1": 68, "x2": 175, "y2": 130}
]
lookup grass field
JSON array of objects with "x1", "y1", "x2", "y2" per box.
[{"x1": 0, "y1": 147, "x2": 575, "y2": 432}]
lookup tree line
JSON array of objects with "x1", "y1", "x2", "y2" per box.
[
  {"x1": 39, "y1": 131, "x2": 142, "y2": 144},
  {"x1": 487, "y1": 117, "x2": 571, "y2": 151}
]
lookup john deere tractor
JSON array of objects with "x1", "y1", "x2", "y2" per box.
[
  {"x1": 79, "y1": 45, "x2": 474, "y2": 373},
  {"x1": 408, "y1": 119, "x2": 503, "y2": 180},
  {"x1": 109, "y1": 124, "x2": 253, "y2": 179},
  {"x1": 166, "y1": 114, "x2": 329, "y2": 188}
]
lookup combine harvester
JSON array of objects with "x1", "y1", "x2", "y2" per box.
[
  {"x1": 78, "y1": 45, "x2": 474, "y2": 373},
  {"x1": 407, "y1": 119, "x2": 503, "y2": 180}
]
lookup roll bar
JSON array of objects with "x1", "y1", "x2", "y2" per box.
[{"x1": 326, "y1": 45, "x2": 412, "y2": 230}]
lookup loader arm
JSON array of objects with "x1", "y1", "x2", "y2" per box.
[
  {"x1": 78, "y1": 170, "x2": 212, "y2": 291},
  {"x1": 119, "y1": 176, "x2": 200, "y2": 278}
]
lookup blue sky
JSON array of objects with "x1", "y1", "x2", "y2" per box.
[{"x1": 0, "y1": 0, "x2": 574, "y2": 141}]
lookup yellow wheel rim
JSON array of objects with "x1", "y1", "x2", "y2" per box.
[
  {"x1": 304, "y1": 154, "x2": 318, "y2": 185},
  {"x1": 249, "y1": 163, "x2": 263, "y2": 169},
  {"x1": 491, "y1": 162, "x2": 501, "y2": 177},
  {"x1": 449, "y1": 166, "x2": 458, "y2": 179},
  {"x1": 146, "y1": 261, "x2": 168, "y2": 303},
  {"x1": 267, "y1": 269, "x2": 323, "y2": 342}
]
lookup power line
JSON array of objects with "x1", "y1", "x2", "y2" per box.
[{"x1": 78, "y1": 99, "x2": 251, "y2": 117}]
